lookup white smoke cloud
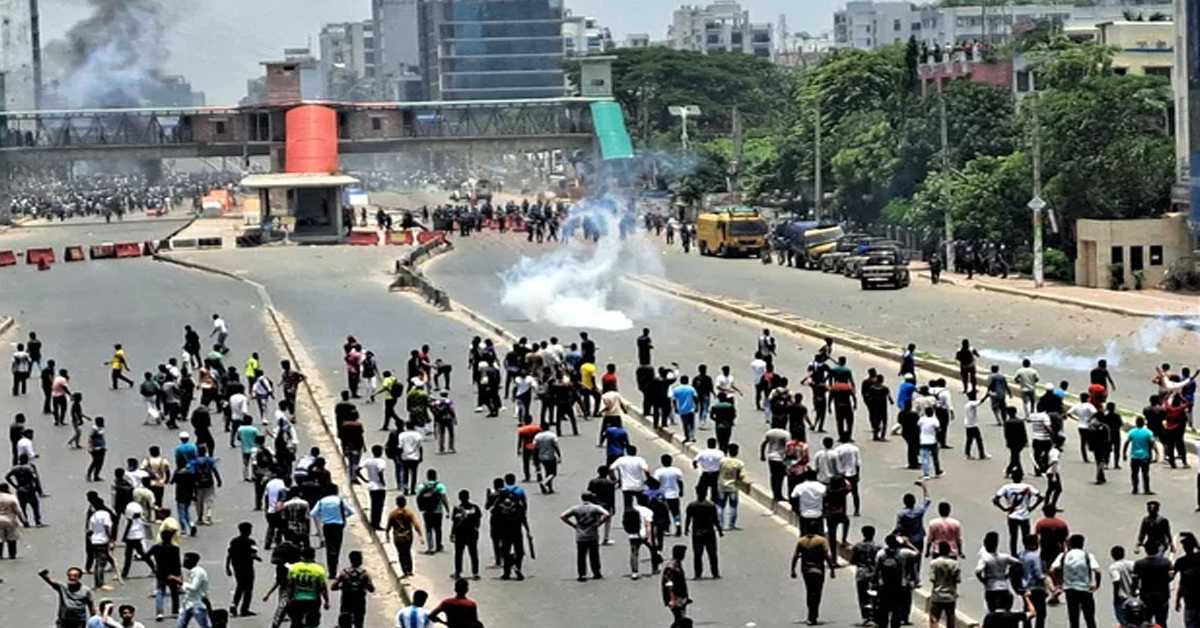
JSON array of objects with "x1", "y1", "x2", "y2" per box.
[
  {"x1": 499, "y1": 195, "x2": 662, "y2": 331},
  {"x1": 980, "y1": 316, "x2": 1199, "y2": 372}
]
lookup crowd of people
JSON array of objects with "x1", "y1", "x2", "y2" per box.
[{"x1": 8, "y1": 172, "x2": 240, "y2": 223}]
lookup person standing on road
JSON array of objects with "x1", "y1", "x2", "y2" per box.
[
  {"x1": 39, "y1": 567, "x2": 94, "y2": 628},
  {"x1": 385, "y1": 496, "x2": 422, "y2": 578},
  {"x1": 429, "y1": 578, "x2": 482, "y2": 628},
  {"x1": 532, "y1": 428, "x2": 561, "y2": 494},
  {"x1": 661, "y1": 544, "x2": 691, "y2": 625},
  {"x1": 11, "y1": 343, "x2": 32, "y2": 396},
  {"x1": 1014, "y1": 360, "x2": 1039, "y2": 418},
  {"x1": 874, "y1": 534, "x2": 921, "y2": 628},
  {"x1": 994, "y1": 470, "x2": 1043, "y2": 556},
  {"x1": 1172, "y1": 532, "x2": 1200, "y2": 628},
  {"x1": 918, "y1": 408, "x2": 944, "y2": 480},
  {"x1": 692, "y1": 439, "x2": 724, "y2": 501},
  {"x1": 1123, "y1": 416, "x2": 1157, "y2": 495},
  {"x1": 672, "y1": 375, "x2": 699, "y2": 443},
  {"x1": 177, "y1": 551, "x2": 211, "y2": 628},
  {"x1": 684, "y1": 486, "x2": 722, "y2": 579},
  {"x1": 790, "y1": 527, "x2": 837, "y2": 626},
  {"x1": 1050, "y1": 534, "x2": 1102, "y2": 628},
  {"x1": 637, "y1": 328, "x2": 653, "y2": 366},
  {"x1": 986, "y1": 365, "x2": 1010, "y2": 425},
  {"x1": 976, "y1": 530, "x2": 1019, "y2": 611},
  {"x1": 450, "y1": 490, "x2": 482, "y2": 581},
  {"x1": 610, "y1": 445, "x2": 650, "y2": 511},
  {"x1": 226, "y1": 521, "x2": 262, "y2": 618},
  {"x1": 928, "y1": 541, "x2": 961, "y2": 628},
  {"x1": 310, "y1": 486, "x2": 355, "y2": 574},
  {"x1": 0, "y1": 483, "x2": 27, "y2": 557},
  {"x1": 357, "y1": 446, "x2": 387, "y2": 530},
  {"x1": 1132, "y1": 541, "x2": 1172, "y2": 627},
  {"x1": 330, "y1": 550, "x2": 374, "y2": 628},
  {"x1": 415, "y1": 469, "x2": 450, "y2": 555},
  {"x1": 586, "y1": 467, "x2": 618, "y2": 545},
  {"x1": 397, "y1": 422, "x2": 424, "y2": 495},
  {"x1": 716, "y1": 444, "x2": 745, "y2": 530},
  {"x1": 955, "y1": 339, "x2": 980, "y2": 394},
  {"x1": 560, "y1": 492, "x2": 611, "y2": 581}
]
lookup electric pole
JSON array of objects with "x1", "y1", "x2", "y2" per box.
[
  {"x1": 730, "y1": 106, "x2": 743, "y2": 203},
  {"x1": 1030, "y1": 88, "x2": 1045, "y2": 288},
  {"x1": 938, "y1": 79, "x2": 955, "y2": 271},
  {"x1": 814, "y1": 98, "x2": 823, "y2": 222}
]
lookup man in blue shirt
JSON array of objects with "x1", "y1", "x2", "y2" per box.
[
  {"x1": 599, "y1": 422, "x2": 629, "y2": 467},
  {"x1": 897, "y1": 374, "x2": 916, "y2": 412},
  {"x1": 173, "y1": 432, "x2": 198, "y2": 470},
  {"x1": 672, "y1": 375, "x2": 699, "y2": 443},
  {"x1": 1123, "y1": 415, "x2": 1157, "y2": 495},
  {"x1": 310, "y1": 486, "x2": 354, "y2": 574}
]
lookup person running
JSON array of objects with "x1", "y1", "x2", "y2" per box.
[
  {"x1": 560, "y1": 492, "x2": 611, "y2": 581},
  {"x1": 109, "y1": 344, "x2": 134, "y2": 390},
  {"x1": 790, "y1": 527, "x2": 837, "y2": 626}
]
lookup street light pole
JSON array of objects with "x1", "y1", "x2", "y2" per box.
[
  {"x1": 668, "y1": 105, "x2": 702, "y2": 152},
  {"x1": 1030, "y1": 91, "x2": 1045, "y2": 288},
  {"x1": 814, "y1": 98, "x2": 823, "y2": 222},
  {"x1": 938, "y1": 79, "x2": 955, "y2": 272}
]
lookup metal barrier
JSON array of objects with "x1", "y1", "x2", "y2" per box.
[
  {"x1": 25, "y1": 248, "x2": 55, "y2": 265},
  {"x1": 64, "y1": 246, "x2": 85, "y2": 262},
  {"x1": 0, "y1": 250, "x2": 16, "y2": 267}
]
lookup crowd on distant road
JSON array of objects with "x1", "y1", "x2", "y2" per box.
[{"x1": 8, "y1": 172, "x2": 241, "y2": 223}]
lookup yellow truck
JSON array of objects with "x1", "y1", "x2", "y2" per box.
[{"x1": 696, "y1": 207, "x2": 769, "y2": 257}]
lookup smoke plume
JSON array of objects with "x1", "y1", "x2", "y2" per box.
[
  {"x1": 500, "y1": 195, "x2": 662, "y2": 331},
  {"x1": 44, "y1": 0, "x2": 171, "y2": 108},
  {"x1": 979, "y1": 316, "x2": 1198, "y2": 372}
]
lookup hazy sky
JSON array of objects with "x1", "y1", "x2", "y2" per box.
[{"x1": 39, "y1": 0, "x2": 843, "y2": 105}]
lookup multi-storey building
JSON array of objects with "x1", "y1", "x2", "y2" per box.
[
  {"x1": 418, "y1": 0, "x2": 567, "y2": 101},
  {"x1": 563, "y1": 12, "x2": 614, "y2": 57},
  {"x1": 319, "y1": 21, "x2": 378, "y2": 101},
  {"x1": 0, "y1": 0, "x2": 40, "y2": 111},
  {"x1": 668, "y1": 1, "x2": 774, "y2": 59}
]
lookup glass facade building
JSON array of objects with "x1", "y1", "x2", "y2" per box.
[{"x1": 419, "y1": 0, "x2": 567, "y2": 101}]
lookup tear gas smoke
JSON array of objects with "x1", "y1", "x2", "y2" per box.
[
  {"x1": 44, "y1": 0, "x2": 172, "y2": 108},
  {"x1": 500, "y1": 196, "x2": 661, "y2": 331},
  {"x1": 979, "y1": 316, "x2": 1198, "y2": 372}
]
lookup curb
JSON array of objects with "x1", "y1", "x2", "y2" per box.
[
  {"x1": 148, "y1": 250, "x2": 413, "y2": 606},
  {"x1": 915, "y1": 272, "x2": 1195, "y2": 320},
  {"x1": 626, "y1": 275, "x2": 1196, "y2": 445}
]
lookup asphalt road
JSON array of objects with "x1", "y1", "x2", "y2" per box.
[
  {"x1": 0, "y1": 221, "x2": 399, "y2": 628},
  {"x1": 170, "y1": 245, "x2": 875, "y2": 628},
  {"x1": 424, "y1": 229, "x2": 1200, "y2": 626}
]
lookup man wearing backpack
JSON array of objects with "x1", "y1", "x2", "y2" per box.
[
  {"x1": 494, "y1": 476, "x2": 531, "y2": 581},
  {"x1": 875, "y1": 534, "x2": 920, "y2": 628},
  {"x1": 416, "y1": 470, "x2": 451, "y2": 554}
]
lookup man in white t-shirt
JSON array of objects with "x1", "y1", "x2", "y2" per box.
[
  {"x1": 227, "y1": 391, "x2": 249, "y2": 447},
  {"x1": 715, "y1": 365, "x2": 741, "y2": 406},
  {"x1": 398, "y1": 423, "x2": 424, "y2": 495},
  {"x1": 833, "y1": 440, "x2": 863, "y2": 516},
  {"x1": 357, "y1": 444, "x2": 389, "y2": 530},
  {"x1": 653, "y1": 454, "x2": 684, "y2": 534},
  {"x1": 1029, "y1": 411, "x2": 1054, "y2": 474},
  {"x1": 121, "y1": 501, "x2": 153, "y2": 579},
  {"x1": 963, "y1": 390, "x2": 990, "y2": 460},
  {"x1": 209, "y1": 314, "x2": 228, "y2": 347},
  {"x1": 992, "y1": 470, "x2": 1044, "y2": 555},
  {"x1": 917, "y1": 408, "x2": 943, "y2": 479},
  {"x1": 811, "y1": 437, "x2": 838, "y2": 484},
  {"x1": 750, "y1": 354, "x2": 768, "y2": 411},
  {"x1": 609, "y1": 445, "x2": 649, "y2": 511},
  {"x1": 692, "y1": 438, "x2": 724, "y2": 500},
  {"x1": 627, "y1": 498, "x2": 657, "y2": 579},
  {"x1": 1067, "y1": 393, "x2": 1096, "y2": 464},
  {"x1": 790, "y1": 470, "x2": 826, "y2": 535},
  {"x1": 87, "y1": 497, "x2": 116, "y2": 589}
]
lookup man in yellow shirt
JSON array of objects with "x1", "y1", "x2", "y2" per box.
[
  {"x1": 286, "y1": 546, "x2": 329, "y2": 627},
  {"x1": 110, "y1": 344, "x2": 134, "y2": 390},
  {"x1": 372, "y1": 371, "x2": 401, "y2": 431},
  {"x1": 245, "y1": 353, "x2": 261, "y2": 380},
  {"x1": 580, "y1": 361, "x2": 600, "y2": 418}
]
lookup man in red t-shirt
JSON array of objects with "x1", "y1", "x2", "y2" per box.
[
  {"x1": 516, "y1": 417, "x2": 542, "y2": 483},
  {"x1": 429, "y1": 578, "x2": 481, "y2": 628},
  {"x1": 1033, "y1": 504, "x2": 1069, "y2": 601}
]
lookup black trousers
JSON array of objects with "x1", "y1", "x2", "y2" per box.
[
  {"x1": 369, "y1": 489, "x2": 386, "y2": 530},
  {"x1": 802, "y1": 571, "x2": 826, "y2": 623},
  {"x1": 87, "y1": 449, "x2": 106, "y2": 481},
  {"x1": 1006, "y1": 518, "x2": 1030, "y2": 556},
  {"x1": 691, "y1": 534, "x2": 719, "y2": 578},
  {"x1": 1130, "y1": 458, "x2": 1151, "y2": 493},
  {"x1": 874, "y1": 588, "x2": 908, "y2": 628},
  {"x1": 11, "y1": 373, "x2": 28, "y2": 396},
  {"x1": 500, "y1": 530, "x2": 525, "y2": 575},
  {"x1": 965, "y1": 426, "x2": 986, "y2": 458},
  {"x1": 768, "y1": 460, "x2": 786, "y2": 501},
  {"x1": 454, "y1": 537, "x2": 479, "y2": 576},
  {"x1": 382, "y1": 399, "x2": 399, "y2": 430},
  {"x1": 576, "y1": 540, "x2": 601, "y2": 578},
  {"x1": 231, "y1": 568, "x2": 255, "y2": 614},
  {"x1": 323, "y1": 523, "x2": 345, "y2": 573}
]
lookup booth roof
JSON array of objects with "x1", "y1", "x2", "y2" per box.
[{"x1": 240, "y1": 173, "x2": 360, "y2": 189}]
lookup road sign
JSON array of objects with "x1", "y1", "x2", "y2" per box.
[{"x1": 1027, "y1": 196, "x2": 1046, "y2": 212}]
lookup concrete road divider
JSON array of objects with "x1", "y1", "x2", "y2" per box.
[
  {"x1": 386, "y1": 231, "x2": 414, "y2": 245},
  {"x1": 89, "y1": 244, "x2": 117, "y2": 260},
  {"x1": 170, "y1": 238, "x2": 198, "y2": 249},
  {"x1": 142, "y1": 241, "x2": 157, "y2": 256},
  {"x1": 114, "y1": 242, "x2": 142, "y2": 258},
  {"x1": 0, "y1": 250, "x2": 16, "y2": 267},
  {"x1": 348, "y1": 230, "x2": 380, "y2": 246},
  {"x1": 196, "y1": 237, "x2": 223, "y2": 249},
  {"x1": 64, "y1": 246, "x2": 86, "y2": 262},
  {"x1": 25, "y1": 248, "x2": 55, "y2": 266}
]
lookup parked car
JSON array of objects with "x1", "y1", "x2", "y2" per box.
[
  {"x1": 819, "y1": 234, "x2": 878, "y2": 273},
  {"x1": 860, "y1": 253, "x2": 911, "y2": 289},
  {"x1": 842, "y1": 241, "x2": 907, "y2": 278}
]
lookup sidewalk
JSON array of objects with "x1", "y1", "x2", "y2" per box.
[{"x1": 915, "y1": 265, "x2": 1198, "y2": 318}]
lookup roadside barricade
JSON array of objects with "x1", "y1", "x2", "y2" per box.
[
  {"x1": 416, "y1": 230, "x2": 447, "y2": 245},
  {"x1": 387, "y1": 231, "x2": 414, "y2": 246},
  {"x1": 26, "y1": 248, "x2": 55, "y2": 266},
  {"x1": 114, "y1": 242, "x2": 142, "y2": 258},
  {"x1": 0, "y1": 250, "x2": 16, "y2": 267},
  {"x1": 142, "y1": 241, "x2": 157, "y2": 256},
  {"x1": 64, "y1": 246, "x2": 86, "y2": 262},
  {"x1": 90, "y1": 244, "x2": 117, "y2": 260},
  {"x1": 196, "y1": 237, "x2": 223, "y2": 249},
  {"x1": 348, "y1": 231, "x2": 380, "y2": 246}
]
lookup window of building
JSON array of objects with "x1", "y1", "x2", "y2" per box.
[
  {"x1": 1016, "y1": 70, "x2": 1031, "y2": 93},
  {"x1": 1111, "y1": 246, "x2": 1124, "y2": 266},
  {"x1": 912, "y1": 22, "x2": 922, "y2": 31},
  {"x1": 1149, "y1": 245, "x2": 1164, "y2": 266},
  {"x1": 215, "y1": 121, "x2": 226, "y2": 135},
  {"x1": 731, "y1": 32, "x2": 742, "y2": 45},
  {"x1": 1113, "y1": 67, "x2": 1128, "y2": 76},
  {"x1": 1144, "y1": 66, "x2": 1170, "y2": 78},
  {"x1": 371, "y1": 118, "x2": 383, "y2": 131},
  {"x1": 1130, "y1": 246, "x2": 1144, "y2": 272},
  {"x1": 894, "y1": 19, "x2": 902, "y2": 31},
  {"x1": 707, "y1": 34, "x2": 719, "y2": 44}
]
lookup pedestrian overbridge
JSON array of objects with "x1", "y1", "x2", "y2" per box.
[{"x1": 0, "y1": 97, "x2": 615, "y2": 164}]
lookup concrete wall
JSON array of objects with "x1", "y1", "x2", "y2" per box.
[
  {"x1": 1074, "y1": 213, "x2": 1192, "y2": 289},
  {"x1": 0, "y1": 0, "x2": 36, "y2": 111}
]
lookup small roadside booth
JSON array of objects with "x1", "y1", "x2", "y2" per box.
[{"x1": 239, "y1": 173, "x2": 360, "y2": 244}]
